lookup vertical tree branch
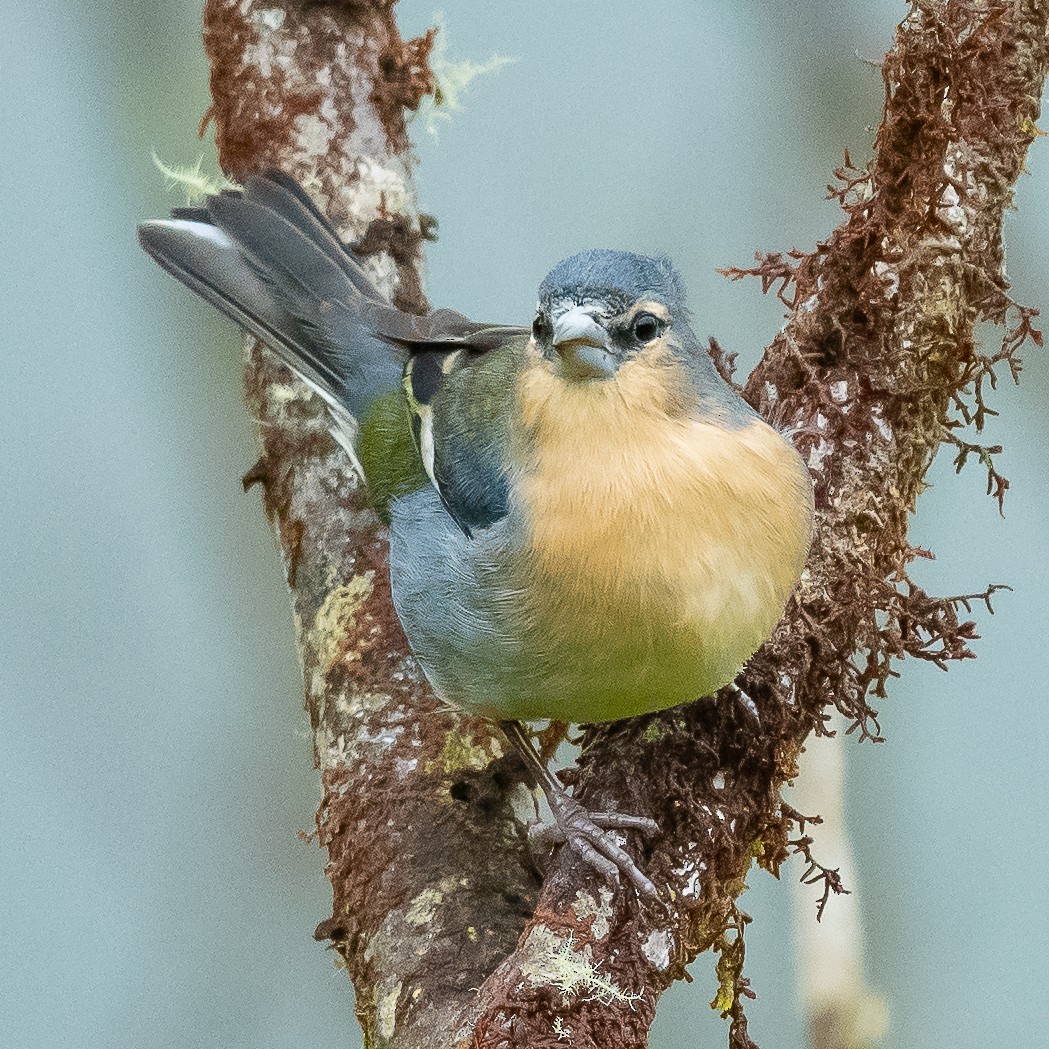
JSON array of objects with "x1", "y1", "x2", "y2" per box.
[
  {"x1": 788, "y1": 729, "x2": 887, "y2": 1049},
  {"x1": 194, "y1": 2, "x2": 1049, "y2": 1048},
  {"x1": 203, "y1": 4, "x2": 536, "y2": 1047}
]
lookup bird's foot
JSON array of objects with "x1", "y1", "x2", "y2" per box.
[
  {"x1": 528, "y1": 795, "x2": 660, "y2": 898},
  {"x1": 499, "y1": 719, "x2": 660, "y2": 898}
]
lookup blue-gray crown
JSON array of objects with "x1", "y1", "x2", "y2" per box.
[{"x1": 538, "y1": 249, "x2": 688, "y2": 317}]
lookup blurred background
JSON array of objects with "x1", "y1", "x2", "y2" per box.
[{"x1": 2, "y1": 1, "x2": 1047, "y2": 1047}]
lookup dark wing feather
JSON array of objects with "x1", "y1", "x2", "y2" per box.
[{"x1": 403, "y1": 330, "x2": 528, "y2": 536}]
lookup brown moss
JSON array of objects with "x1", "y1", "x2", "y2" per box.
[
  {"x1": 203, "y1": 5, "x2": 323, "y2": 179},
  {"x1": 352, "y1": 213, "x2": 430, "y2": 315},
  {"x1": 198, "y1": 1, "x2": 1049, "y2": 1047},
  {"x1": 204, "y1": 1, "x2": 423, "y2": 181},
  {"x1": 373, "y1": 28, "x2": 438, "y2": 115}
]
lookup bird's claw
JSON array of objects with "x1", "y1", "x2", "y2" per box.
[{"x1": 528, "y1": 798, "x2": 660, "y2": 898}]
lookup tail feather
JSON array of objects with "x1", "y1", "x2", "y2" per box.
[
  {"x1": 206, "y1": 193, "x2": 358, "y2": 317},
  {"x1": 246, "y1": 172, "x2": 384, "y2": 305},
  {"x1": 137, "y1": 216, "x2": 357, "y2": 404},
  {"x1": 137, "y1": 173, "x2": 407, "y2": 423},
  {"x1": 170, "y1": 206, "x2": 215, "y2": 222}
]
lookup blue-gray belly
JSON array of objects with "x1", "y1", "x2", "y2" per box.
[{"x1": 387, "y1": 488, "x2": 721, "y2": 723}]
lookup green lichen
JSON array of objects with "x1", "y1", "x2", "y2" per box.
[
  {"x1": 429, "y1": 725, "x2": 500, "y2": 776},
  {"x1": 520, "y1": 928, "x2": 643, "y2": 1008},
  {"x1": 642, "y1": 721, "x2": 669, "y2": 743},
  {"x1": 152, "y1": 152, "x2": 238, "y2": 203},
  {"x1": 415, "y1": 15, "x2": 516, "y2": 139},
  {"x1": 312, "y1": 573, "x2": 376, "y2": 671}
]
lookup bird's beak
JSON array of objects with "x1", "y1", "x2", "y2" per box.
[{"x1": 551, "y1": 306, "x2": 616, "y2": 380}]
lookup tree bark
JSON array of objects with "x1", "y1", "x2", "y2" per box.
[{"x1": 198, "y1": 2, "x2": 1049, "y2": 1047}]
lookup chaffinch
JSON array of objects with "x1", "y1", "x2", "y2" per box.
[{"x1": 139, "y1": 171, "x2": 814, "y2": 896}]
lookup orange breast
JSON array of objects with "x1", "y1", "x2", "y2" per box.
[{"x1": 509, "y1": 348, "x2": 813, "y2": 718}]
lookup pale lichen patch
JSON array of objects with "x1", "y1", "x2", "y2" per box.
[
  {"x1": 267, "y1": 380, "x2": 311, "y2": 407},
  {"x1": 252, "y1": 6, "x2": 286, "y2": 31},
  {"x1": 572, "y1": 885, "x2": 615, "y2": 941},
  {"x1": 152, "y1": 152, "x2": 237, "y2": 204},
  {"x1": 394, "y1": 756, "x2": 419, "y2": 779},
  {"x1": 428, "y1": 724, "x2": 502, "y2": 775},
  {"x1": 640, "y1": 928, "x2": 671, "y2": 971},
  {"x1": 872, "y1": 259, "x2": 900, "y2": 297},
  {"x1": 671, "y1": 855, "x2": 706, "y2": 899},
  {"x1": 312, "y1": 572, "x2": 376, "y2": 671},
  {"x1": 377, "y1": 979, "x2": 402, "y2": 1041},
  {"x1": 519, "y1": 927, "x2": 643, "y2": 1007},
  {"x1": 333, "y1": 690, "x2": 391, "y2": 718},
  {"x1": 551, "y1": 1016, "x2": 573, "y2": 1041},
  {"x1": 316, "y1": 697, "x2": 409, "y2": 770},
  {"x1": 242, "y1": 13, "x2": 298, "y2": 81},
  {"x1": 415, "y1": 16, "x2": 516, "y2": 139},
  {"x1": 641, "y1": 721, "x2": 668, "y2": 744},
  {"x1": 807, "y1": 436, "x2": 833, "y2": 475},
  {"x1": 405, "y1": 876, "x2": 458, "y2": 927},
  {"x1": 295, "y1": 112, "x2": 335, "y2": 157},
  {"x1": 335, "y1": 156, "x2": 414, "y2": 231}
]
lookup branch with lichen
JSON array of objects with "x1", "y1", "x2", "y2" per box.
[
  {"x1": 195, "y1": 2, "x2": 1048, "y2": 1048},
  {"x1": 202, "y1": 5, "x2": 533, "y2": 1048}
]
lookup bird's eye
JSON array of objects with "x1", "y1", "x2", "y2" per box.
[
  {"x1": 531, "y1": 313, "x2": 547, "y2": 341},
  {"x1": 632, "y1": 312, "x2": 662, "y2": 343}
]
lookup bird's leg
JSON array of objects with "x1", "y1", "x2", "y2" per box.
[{"x1": 499, "y1": 719, "x2": 660, "y2": 898}]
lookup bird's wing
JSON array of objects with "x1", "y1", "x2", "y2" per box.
[
  {"x1": 139, "y1": 170, "x2": 526, "y2": 534},
  {"x1": 399, "y1": 328, "x2": 529, "y2": 537}
]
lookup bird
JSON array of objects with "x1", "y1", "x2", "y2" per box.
[{"x1": 138, "y1": 171, "x2": 814, "y2": 897}]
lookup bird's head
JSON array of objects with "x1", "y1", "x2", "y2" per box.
[{"x1": 532, "y1": 249, "x2": 692, "y2": 382}]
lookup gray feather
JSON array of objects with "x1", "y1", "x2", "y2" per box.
[
  {"x1": 138, "y1": 175, "x2": 406, "y2": 420},
  {"x1": 137, "y1": 218, "x2": 350, "y2": 395}
]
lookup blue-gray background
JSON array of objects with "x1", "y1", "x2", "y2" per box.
[{"x1": 3, "y1": 2, "x2": 1047, "y2": 1046}]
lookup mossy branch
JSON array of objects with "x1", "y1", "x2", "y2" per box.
[{"x1": 197, "y1": 2, "x2": 1049, "y2": 1048}]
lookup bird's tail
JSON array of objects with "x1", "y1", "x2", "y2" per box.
[{"x1": 137, "y1": 170, "x2": 407, "y2": 423}]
